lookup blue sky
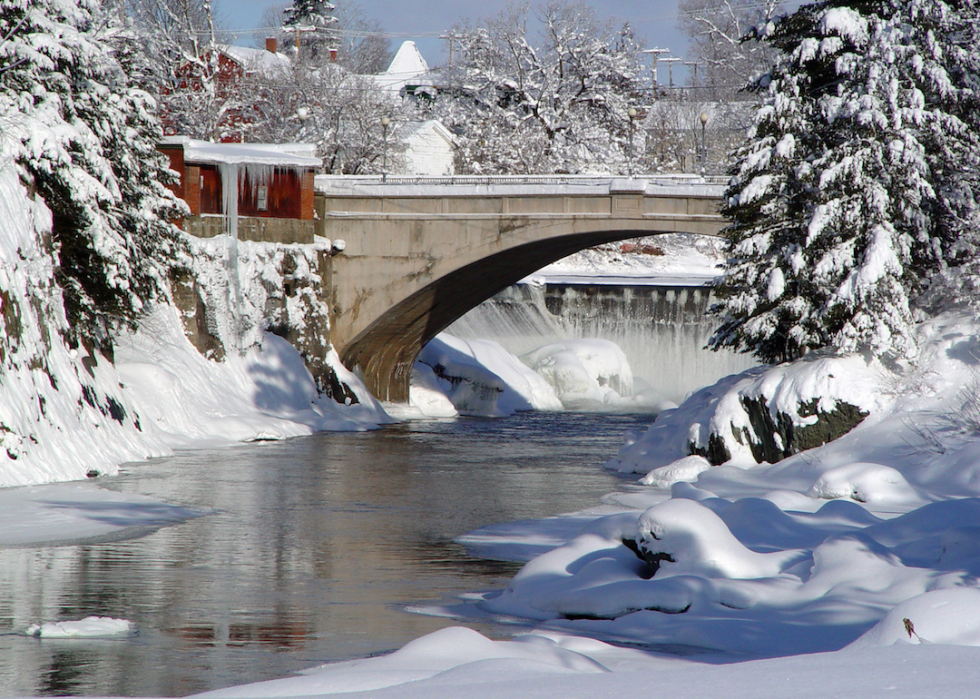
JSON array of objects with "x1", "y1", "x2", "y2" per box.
[{"x1": 215, "y1": 0, "x2": 691, "y2": 80}]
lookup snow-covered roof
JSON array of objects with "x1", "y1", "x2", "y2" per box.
[
  {"x1": 218, "y1": 44, "x2": 291, "y2": 74},
  {"x1": 372, "y1": 41, "x2": 432, "y2": 93},
  {"x1": 401, "y1": 120, "x2": 457, "y2": 148},
  {"x1": 385, "y1": 41, "x2": 429, "y2": 76},
  {"x1": 161, "y1": 137, "x2": 321, "y2": 168}
]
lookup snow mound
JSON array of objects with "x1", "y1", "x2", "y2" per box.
[
  {"x1": 640, "y1": 455, "x2": 713, "y2": 488},
  {"x1": 415, "y1": 334, "x2": 562, "y2": 416},
  {"x1": 523, "y1": 339, "x2": 633, "y2": 408},
  {"x1": 27, "y1": 617, "x2": 133, "y2": 638},
  {"x1": 408, "y1": 364, "x2": 459, "y2": 417},
  {"x1": 849, "y1": 588, "x2": 980, "y2": 648},
  {"x1": 198, "y1": 627, "x2": 606, "y2": 697},
  {"x1": 635, "y1": 499, "x2": 801, "y2": 579},
  {"x1": 808, "y1": 462, "x2": 921, "y2": 504}
]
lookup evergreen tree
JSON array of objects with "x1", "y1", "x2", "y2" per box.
[
  {"x1": 710, "y1": 0, "x2": 980, "y2": 363},
  {"x1": 283, "y1": 0, "x2": 338, "y2": 61},
  {"x1": 0, "y1": 0, "x2": 187, "y2": 350}
]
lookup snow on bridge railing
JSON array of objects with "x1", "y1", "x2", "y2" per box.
[{"x1": 315, "y1": 173, "x2": 727, "y2": 195}]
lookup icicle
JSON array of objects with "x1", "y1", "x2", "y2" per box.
[
  {"x1": 219, "y1": 162, "x2": 243, "y2": 349},
  {"x1": 241, "y1": 163, "x2": 276, "y2": 199}
]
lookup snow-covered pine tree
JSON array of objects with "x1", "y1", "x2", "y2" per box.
[
  {"x1": 283, "y1": 0, "x2": 337, "y2": 62},
  {"x1": 710, "y1": 0, "x2": 980, "y2": 363},
  {"x1": 919, "y1": 0, "x2": 980, "y2": 307},
  {"x1": 0, "y1": 0, "x2": 187, "y2": 350}
]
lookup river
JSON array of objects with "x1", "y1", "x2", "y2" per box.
[{"x1": 0, "y1": 411, "x2": 648, "y2": 697}]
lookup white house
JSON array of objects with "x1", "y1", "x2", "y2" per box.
[{"x1": 399, "y1": 120, "x2": 456, "y2": 176}]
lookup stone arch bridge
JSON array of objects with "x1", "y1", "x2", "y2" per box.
[{"x1": 315, "y1": 175, "x2": 727, "y2": 402}]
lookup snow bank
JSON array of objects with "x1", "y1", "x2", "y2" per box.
[
  {"x1": 479, "y1": 494, "x2": 976, "y2": 655},
  {"x1": 414, "y1": 334, "x2": 563, "y2": 416},
  {"x1": 198, "y1": 627, "x2": 607, "y2": 698},
  {"x1": 849, "y1": 588, "x2": 980, "y2": 648},
  {"x1": 459, "y1": 315, "x2": 980, "y2": 658},
  {"x1": 115, "y1": 307, "x2": 385, "y2": 446},
  {"x1": 0, "y1": 481, "x2": 201, "y2": 546},
  {"x1": 194, "y1": 641, "x2": 980, "y2": 699},
  {"x1": 607, "y1": 351, "x2": 887, "y2": 474}
]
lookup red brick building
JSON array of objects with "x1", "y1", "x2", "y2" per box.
[{"x1": 162, "y1": 41, "x2": 291, "y2": 143}]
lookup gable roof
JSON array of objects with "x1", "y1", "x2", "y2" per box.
[
  {"x1": 402, "y1": 120, "x2": 457, "y2": 149},
  {"x1": 218, "y1": 44, "x2": 291, "y2": 74}
]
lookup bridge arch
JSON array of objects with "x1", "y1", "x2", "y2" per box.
[{"x1": 316, "y1": 176, "x2": 726, "y2": 402}]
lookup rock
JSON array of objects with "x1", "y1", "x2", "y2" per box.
[{"x1": 692, "y1": 396, "x2": 868, "y2": 466}]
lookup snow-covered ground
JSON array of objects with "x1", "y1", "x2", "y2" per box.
[
  {"x1": 523, "y1": 232, "x2": 727, "y2": 286},
  {"x1": 184, "y1": 312, "x2": 980, "y2": 698}
]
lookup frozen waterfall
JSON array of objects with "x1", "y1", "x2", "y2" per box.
[{"x1": 444, "y1": 282, "x2": 757, "y2": 405}]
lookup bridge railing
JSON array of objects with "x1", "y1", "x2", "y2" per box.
[{"x1": 316, "y1": 174, "x2": 728, "y2": 188}]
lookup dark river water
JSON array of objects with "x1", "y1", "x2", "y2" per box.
[{"x1": 0, "y1": 411, "x2": 649, "y2": 697}]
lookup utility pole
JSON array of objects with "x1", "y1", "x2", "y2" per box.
[
  {"x1": 627, "y1": 107, "x2": 638, "y2": 177},
  {"x1": 641, "y1": 48, "x2": 670, "y2": 95},
  {"x1": 440, "y1": 31, "x2": 460, "y2": 67},
  {"x1": 381, "y1": 116, "x2": 391, "y2": 182},
  {"x1": 661, "y1": 57, "x2": 683, "y2": 89}
]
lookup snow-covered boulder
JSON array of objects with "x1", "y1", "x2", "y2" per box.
[
  {"x1": 608, "y1": 352, "x2": 884, "y2": 473},
  {"x1": 523, "y1": 339, "x2": 633, "y2": 408},
  {"x1": 631, "y1": 499, "x2": 803, "y2": 578},
  {"x1": 415, "y1": 334, "x2": 562, "y2": 416}
]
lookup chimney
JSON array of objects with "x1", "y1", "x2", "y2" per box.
[
  {"x1": 329, "y1": 48, "x2": 337, "y2": 62},
  {"x1": 266, "y1": 37, "x2": 277, "y2": 54}
]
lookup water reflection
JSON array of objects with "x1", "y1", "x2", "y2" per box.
[{"x1": 0, "y1": 412, "x2": 647, "y2": 697}]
